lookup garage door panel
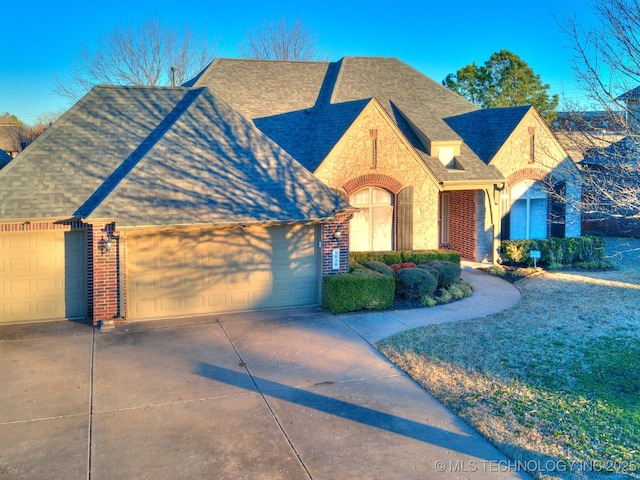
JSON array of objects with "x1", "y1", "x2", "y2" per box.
[
  {"x1": 127, "y1": 225, "x2": 319, "y2": 320},
  {"x1": 0, "y1": 231, "x2": 87, "y2": 324}
]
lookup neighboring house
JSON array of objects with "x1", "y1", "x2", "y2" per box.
[
  {"x1": 0, "y1": 149, "x2": 11, "y2": 169},
  {"x1": 0, "y1": 86, "x2": 351, "y2": 326},
  {"x1": 188, "y1": 57, "x2": 581, "y2": 262},
  {"x1": 0, "y1": 116, "x2": 21, "y2": 158},
  {"x1": 580, "y1": 135, "x2": 640, "y2": 237},
  {"x1": 578, "y1": 89, "x2": 640, "y2": 237}
]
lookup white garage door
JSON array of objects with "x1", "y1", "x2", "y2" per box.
[
  {"x1": 0, "y1": 231, "x2": 87, "y2": 324},
  {"x1": 126, "y1": 224, "x2": 320, "y2": 321}
]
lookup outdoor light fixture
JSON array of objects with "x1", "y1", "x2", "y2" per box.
[
  {"x1": 100, "y1": 235, "x2": 113, "y2": 255},
  {"x1": 333, "y1": 227, "x2": 342, "y2": 240}
]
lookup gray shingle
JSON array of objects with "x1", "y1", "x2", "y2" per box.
[
  {"x1": 0, "y1": 85, "x2": 350, "y2": 226},
  {"x1": 191, "y1": 57, "x2": 507, "y2": 183}
]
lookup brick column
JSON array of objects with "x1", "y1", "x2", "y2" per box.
[
  {"x1": 88, "y1": 223, "x2": 120, "y2": 326},
  {"x1": 322, "y1": 214, "x2": 351, "y2": 275}
]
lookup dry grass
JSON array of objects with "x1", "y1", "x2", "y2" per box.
[{"x1": 377, "y1": 237, "x2": 640, "y2": 480}]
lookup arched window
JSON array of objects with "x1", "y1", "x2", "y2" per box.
[
  {"x1": 510, "y1": 180, "x2": 547, "y2": 240},
  {"x1": 349, "y1": 187, "x2": 393, "y2": 251}
]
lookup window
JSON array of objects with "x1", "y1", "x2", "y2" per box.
[
  {"x1": 349, "y1": 187, "x2": 393, "y2": 251},
  {"x1": 510, "y1": 180, "x2": 547, "y2": 240}
]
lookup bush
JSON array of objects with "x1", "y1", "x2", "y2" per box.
[
  {"x1": 427, "y1": 260, "x2": 461, "y2": 289},
  {"x1": 402, "y1": 249, "x2": 461, "y2": 264},
  {"x1": 363, "y1": 260, "x2": 395, "y2": 277},
  {"x1": 396, "y1": 268, "x2": 437, "y2": 300},
  {"x1": 390, "y1": 262, "x2": 416, "y2": 273},
  {"x1": 417, "y1": 264, "x2": 440, "y2": 284},
  {"x1": 322, "y1": 270, "x2": 395, "y2": 314},
  {"x1": 350, "y1": 251, "x2": 403, "y2": 265},
  {"x1": 350, "y1": 249, "x2": 461, "y2": 266},
  {"x1": 501, "y1": 236, "x2": 606, "y2": 267}
]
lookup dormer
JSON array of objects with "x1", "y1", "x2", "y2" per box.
[{"x1": 432, "y1": 140, "x2": 464, "y2": 170}]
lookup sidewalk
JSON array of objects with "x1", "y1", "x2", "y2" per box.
[
  {"x1": 0, "y1": 268, "x2": 526, "y2": 480},
  {"x1": 342, "y1": 266, "x2": 522, "y2": 343}
]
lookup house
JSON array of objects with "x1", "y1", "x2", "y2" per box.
[
  {"x1": 0, "y1": 56, "x2": 581, "y2": 326},
  {"x1": 188, "y1": 57, "x2": 581, "y2": 260},
  {"x1": 577, "y1": 88, "x2": 640, "y2": 237},
  {"x1": 0, "y1": 116, "x2": 21, "y2": 159},
  {"x1": 0, "y1": 85, "x2": 351, "y2": 326}
]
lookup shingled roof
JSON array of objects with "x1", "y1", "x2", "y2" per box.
[
  {"x1": 0, "y1": 85, "x2": 350, "y2": 227},
  {"x1": 445, "y1": 106, "x2": 532, "y2": 164},
  {"x1": 189, "y1": 57, "x2": 505, "y2": 183}
]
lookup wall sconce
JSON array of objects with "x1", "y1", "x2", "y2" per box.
[
  {"x1": 100, "y1": 235, "x2": 113, "y2": 255},
  {"x1": 333, "y1": 227, "x2": 342, "y2": 240},
  {"x1": 494, "y1": 182, "x2": 506, "y2": 192}
]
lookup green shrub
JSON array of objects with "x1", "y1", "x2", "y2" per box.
[
  {"x1": 500, "y1": 236, "x2": 606, "y2": 267},
  {"x1": 350, "y1": 249, "x2": 461, "y2": 266},
  {"x1": 350, "y1": 251, "x2": 403, "y2": 265},
  {"x1": 417, "y1": 264, "x2": 440, "y2": 284},
  {"x1": 402, "y1": 249, "x2": 461, "y2": 265},
  {"x1": 420, "y1": 295, "x2": 437, "y2": 307},
  {"x1": 362, "y1": 260, "x2": 395, "y2": 277},
  {"x1": 427, "y1": 260, "x2": 461, "y2": 288},
  {"x1": 322, "y1": 270, "x2": 395, "y2": 314},
  {"x1": 486, "y1": 265, "x2": 506, "y2": 277},
  {"x1": 396, "y1": 268, "x2": 437, "y2": 300}
]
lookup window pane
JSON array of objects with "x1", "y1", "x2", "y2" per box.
[
  {"x1": 372, "y1": 206, "x2": 393, "y2": 251},
  {"x1": 510, "y1": 199, "x2": 527, "y2": 240},
  {"x1": 530, "y1": 198, "x2": 548, "y2": 239},
  {"x1": 350, "y1": 189, "x2": 371, "y2": 205},
  {"x1": 372, "y1": 187, "x2": 392, "y2": 204},
  {"x1": 349, "y1": 209, "x2": 371, "y2": 251}
]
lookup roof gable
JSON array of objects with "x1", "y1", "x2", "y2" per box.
[
  {"x1": 0, "y1": 86, "x2": 349, "y2": 226},
  {"x1": 445, "y1": 106, "x2": 531, "y2": 164},
  {"x1": 190, "y1": 56, "x2": 505, "y2": 185}
]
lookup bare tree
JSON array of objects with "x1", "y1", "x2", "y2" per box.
[
  {"x1": 238, "y1": 17, "x2": 324, "y2": 61},
  {"x1": 561, "y1": 0, "x2": 640, "y2": 234},
  {"x1": 55, "y1": 18, "x2": 215, "y2": 103}
]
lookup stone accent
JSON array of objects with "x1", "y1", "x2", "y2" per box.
[{"x1": 315, "y1": 102, "x2": 440, "y2": 250}]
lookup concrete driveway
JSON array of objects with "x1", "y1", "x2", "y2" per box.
[{"x1": 0, "y1": 270, "x2": 527, "y2": 479}]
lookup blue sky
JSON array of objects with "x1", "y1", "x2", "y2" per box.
[{"x1": 1, "y1": 0, "x2": 595, "y2": 125}]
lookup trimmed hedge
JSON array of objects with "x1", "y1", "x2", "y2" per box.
[
  {"x1": 322, "y1": 269, "x2": 395, "y2": 314},
  {"x1": 350, "y1": 249, "x2": 461, "y2": 266},
  {"x1": 500, "y1": 236, "x2": 606, "y2": 267}
]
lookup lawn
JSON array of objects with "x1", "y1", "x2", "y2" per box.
[{"x1": 376, "y1": 237, "x2": 640, "y2": 480}]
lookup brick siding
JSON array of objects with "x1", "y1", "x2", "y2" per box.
[{"x1": 447, "y1": 190, "x2": 478, "y2": 261}]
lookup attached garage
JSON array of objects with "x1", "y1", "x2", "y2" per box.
[
  {"x1": 0, "y1": 230, "x2": 87, "y2": 324},
  {"x1": 126, "y1": 224, "x2": 320, "y2": 321}
]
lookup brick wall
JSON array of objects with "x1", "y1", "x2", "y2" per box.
[
  {"x1": 88, "y1": 223, "x2": 120, "y2": 326},
  {"x1": 321, "y1": 214, "x2": 351, "y2": 275},
  {"x1": 447, "y1": 190, "x2": 478, "y2": 261}
]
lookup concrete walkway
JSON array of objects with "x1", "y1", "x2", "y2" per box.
[{"x1": 0, "y1": 268, "x2": 525, "y2": 480}]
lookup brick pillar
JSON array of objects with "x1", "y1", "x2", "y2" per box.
[
  {"x1": 322, "y1": 214, "x2": 351, "y2": 275},
  {"x1": 88, "y1": 223, "x2": 120, "y2": 326}
]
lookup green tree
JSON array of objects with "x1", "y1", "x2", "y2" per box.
[{"x1": 444, "y1": 50, "x2": 559, "y2": 123}]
